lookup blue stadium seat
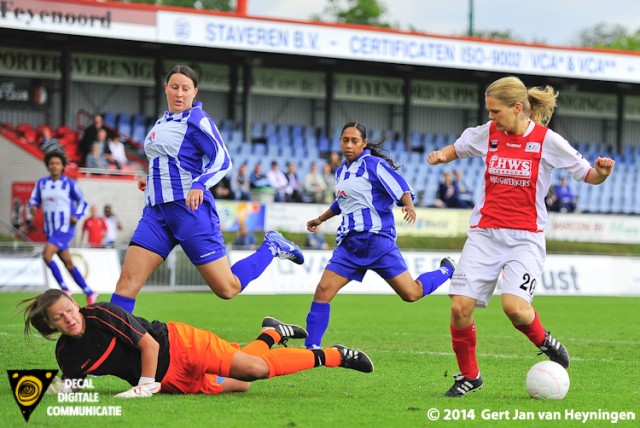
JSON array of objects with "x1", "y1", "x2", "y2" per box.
[
  {"x1": 103, "y1": 111, "x2": 117, "y2": 129},
  {"x1": 318, "y1": 137, "x2": 330, "y2": 154},
  {"x1": 264, "y1": 122, "x2": 277, "y2": 138},
  {"x1": 117, "y1": 113, "x2": 132, "y2": 138},
  {"x1": 131, "y1": 123, "x2": 147, "y2": 144},
  {"x1": 250, "y1": 122, "x2": 263, "y2": 139}
]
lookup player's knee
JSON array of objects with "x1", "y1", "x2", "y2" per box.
[
  {"x1": 398, "y1": 289, "x2": 421, "y2": 303},
  {"x1": 450, "y1": 301, "x2": 472, "y2": 322},
  {"x1": 210, "y1": 283, "x2": 240, "y2": 300},
  {"x1": 242, "y1": 360, "x2": 270, "y2": 380},
  {"x1": 502, "y1": 303, "x2": 528, "y2": 323}
]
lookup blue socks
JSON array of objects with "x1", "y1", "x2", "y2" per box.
[
  {"x1": 70, "y1": 267, "x2": 93, "y2": 296},
  {"x1": 47, "y1": 261, "x2": 69, "y2": 291},
  {"x1": 417, "y1": 265, "x2": 452, "y2": 297},
  {"x1": 231, "y1": 245, "x2": 273, "y2": 291},
  {"x1": 305, "y1": 301, "x2": 331, "y2": 349},
  {"x1": 110, "y1": 293, "x2": 136, "y2": 313}
]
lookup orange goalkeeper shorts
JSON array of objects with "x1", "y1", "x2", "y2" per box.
[{"x1": 160, "y1": 321, "x2": 240, "y2": 394}]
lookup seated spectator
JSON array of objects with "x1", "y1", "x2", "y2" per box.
[
  {"x1": 266, "y1": 160, "x2": 288, "y2": 202},
  {"x1": 231, "y1": 162, "x2": 251, "y2": 201},
  {"x1": 553, "y1": 177, "x2": 576, "y2": 213},
  {"x1": 434, "y1": 171, "x2": 459, "y2": 208},
  {"x1": 329, "y1": 151, "x2": 342, "y2": 173},
  {"x1": 233, "y1": 223, "x2": 257, "y2": 250},
  {"x1": 250, "y1": 162, "x2": 271, "y2": 190},
  {"x1": 78, "y1": 114, "x2": 115, "y2": 166},
  {"x1": 303, "y1": 161, "x2": 327, "y2": 203},
  {"x1": 305, "y1": 224, "x2": 329, "y2": 250},
  {"x1": 322, "y1": 162, "x2": 336, "y2": 204},
  {"x1": 85, "y1": 142, "x2": 109, "y2": 169},
  {"x1": 212, "y1": 175, "x2": 233, "y2": 200},
  {"x1": 39, "y1": 127, "x2": 64, "y2": 154},
  {"x1": 285, "y1": 161, "x2": 303, "y2": 203},
  {"x1": 453, "y1": 169, "x2": 474, "y2": 208},
  {"x1": 107, "y1": 137, "x2": 131, "y2": 169}
]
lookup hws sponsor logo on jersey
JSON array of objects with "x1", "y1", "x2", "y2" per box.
[{"x1": 488, "y1": 155, "x2": 532, "y2": 178}]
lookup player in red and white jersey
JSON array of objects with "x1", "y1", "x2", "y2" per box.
[{"x1": 427, "y1": 76, "x2": 615, "y2": 397}]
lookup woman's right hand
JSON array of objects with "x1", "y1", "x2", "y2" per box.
[
  {"x1": 427, "y1": 150, "x2": 447, "y2": 165},
  {"x1": 137, "y1": 176, "x2": 146, "y2": 191}
]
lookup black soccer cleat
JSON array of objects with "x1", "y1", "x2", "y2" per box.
[
  {"x1": 440, "y1": 257, "x2": 456, "y2": 278},
  {"x1": 332, "y1": 344, "x2": 374, "y2": 373},
  {"x1": 538, "y1": 330, "x2": 570, "y2": 369},
  {"x1": 262, "y1": 316, "x2": 308, "y2": 347},
  {"x1": 444, "y1": 373, "x2": 484, "y2": 397}
]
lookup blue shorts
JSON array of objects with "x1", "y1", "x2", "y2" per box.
[
  {"x1": 130, "y1": 199, "x2": 227, "y2": 265},
  {"x1": 326, "y1": 232, "x2": 407, "y2": 282},
  {"x1": 47, "y1": 228, "x2": 75, "y2": 251}
]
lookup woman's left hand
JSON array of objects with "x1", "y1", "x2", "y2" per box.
[
  {"x1": 186, "y1": 189, "x2": 204, "y2": 211},
  {"x1": 402, "y1": 205, "x2": 416, "y2": 224}
]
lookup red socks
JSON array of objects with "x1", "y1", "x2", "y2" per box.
[
  {"x1": 514, "y1": 310, "x2": 546, "y2": 346},
  {"x1": 451, "y1": 323, "x2": 479, "y2": 379}
]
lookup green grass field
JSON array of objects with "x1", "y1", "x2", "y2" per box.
[{"x1": 0, "y1": 293, "x2": 638, "y2": 427}]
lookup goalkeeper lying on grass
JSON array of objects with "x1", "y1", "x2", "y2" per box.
[{"x1": 20, "y1": 289, "x2": 373, "y2": 398}]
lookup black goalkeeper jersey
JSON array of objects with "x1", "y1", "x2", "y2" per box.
[{"x1": 55, "y1": 302, "x2": 171, "y2": 386}]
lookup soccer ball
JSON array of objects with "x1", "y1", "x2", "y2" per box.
[{"x1": 525, "y1": 361, "x2": 570, "y2": 400}]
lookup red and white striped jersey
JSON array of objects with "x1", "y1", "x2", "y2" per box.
[{"x1": 453, "y1": 121, "x2": 591, "y2": 232}]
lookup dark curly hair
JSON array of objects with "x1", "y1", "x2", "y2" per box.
[{"x1": 44, "y1": 150, "x2": 67, "y2": 168}]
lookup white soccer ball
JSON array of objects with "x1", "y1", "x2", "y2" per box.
[{"x1": 525, "y1": 361, "x2": 570, "y2": 400}]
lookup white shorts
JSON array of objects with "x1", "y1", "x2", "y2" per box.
[{"x1": 449, "y1": 228, "x2": 545, "y2": 308}]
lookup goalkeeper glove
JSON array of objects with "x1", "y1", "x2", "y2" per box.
[{"x1": 115, "y1": 376, "x2": 161, "y2": 398}]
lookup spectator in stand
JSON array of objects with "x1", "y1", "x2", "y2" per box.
[
  {"x1": 434, "y1": 171, "x2": 460, "y2": 208},
  {"x1": 230, "y1": 162, "x2": 251, "y2": 201},
  {"x1": 453, "y1": 169, "x2": 475, "y2": 208},
  {"x1": 250, "y1": 162, "x2": 271, "y2": 190},
  {"x1": 212, "y1": 174, "x2": 233, "y2": 200},
  {"x1": 103, "y1": 204, "x2": 122, "y2": 248},
  {"x1": 234, "y1": 223, "x2": 257, "y2": 250},
  {"x1": 107, "y1": 137, "x2": 131, "y2": 170},
  {"x1": 81, "y1": 205, "x2": 108, "y2": 248},
  {"x1": 85, "y1": 141, "x2": 109, "y2": 170},
  {"x1": 267, "y1": 160, "x2": 288, "y2": 202},
  {"x1": 39, "y1": 127, "x2": 64, "y2": 154},
  {"x1": 285, "y1": 161, "x2": 303, "y2": 203},
  {"x1": 553, "y1": 176, "x2": 576, "y2": 213},
  {"x1": 329, "y1": 151, "x2": 342, "y2": 173},
  {"x1": 303, "y1": 161, "x2": 327, "y2": 204},
  {"x1": 304, "y1": 224, "x2": 329, "y2": 250},
  {"x1": 322, "y1": 162, "x2": 336, "y2": 204},
  {"x1": 78, "y1": 114, "x2": 114, "y2": 167}
]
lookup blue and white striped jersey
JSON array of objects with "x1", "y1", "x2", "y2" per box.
[
  {"x1": 143, "y1": 102, "x2": 232, "y2": 206},
  {"x1": 329, "y1": 150, "x2": 415, "y2": 244},
  {"x1": 28, "y1": 175, "x2": 88, "y2": 237}
]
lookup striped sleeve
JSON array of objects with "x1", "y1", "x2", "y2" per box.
[
  {"x1": 28, "y1": 177, "x2": 43, "y2": 208},
  {"x1": 375, "y1": 161, "x2": 415, "y2": 204},
  {"x1": 69, "y1": 180, "x2": 88, "y2": 219},
  {"x1": 190, "y1": 116, "x2": 232, "y2": 191}
]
